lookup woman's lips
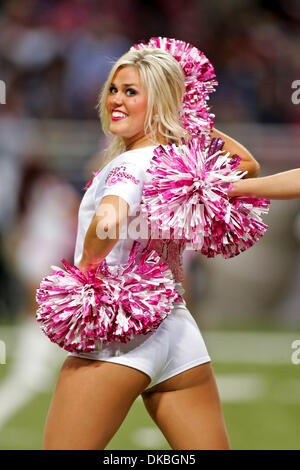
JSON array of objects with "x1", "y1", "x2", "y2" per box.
[
  {"x1": 111, "y1": 115, "x2": 127, "y2": 121},
  {"x1": 111, "y1": 111, "x2": 128, "y2": 121}
]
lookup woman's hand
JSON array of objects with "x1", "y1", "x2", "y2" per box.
[
  {"x1": 78, "y1": 258, "x2": 105, "y2": 281},
  {"x1": 78, "y1": 258, "x2": 95, "y2": 277}
]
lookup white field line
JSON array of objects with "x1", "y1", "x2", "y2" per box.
[
  {"x1": 0, "y1": 325, "x2": 66, "y2": 362},
  {"x1": 0, "y1": 324, "x2": 65, "y2": 430},
  {"x1": 0, "y1": 381, "x2": 37, "y2": 429}
]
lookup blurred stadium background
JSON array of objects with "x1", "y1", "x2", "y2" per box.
[{"x1": 0, "y1": 0, "x2": 299, "y2": 450}]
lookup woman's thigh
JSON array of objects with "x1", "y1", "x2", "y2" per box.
[
  {"x1": 142, "y1": 362, "x2": 230, "y2": 450},
  {"x1": 44, "y1": 356, "x2": 151, "y2": 450}
]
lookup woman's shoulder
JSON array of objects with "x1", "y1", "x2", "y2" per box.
[
  {"x1": 118, "y1": 145, "x2": 158, "y2": 161},
  {"x1": 96, "y1": 145, "x2": 159, "y2": 176},
  {"x1": 87, "y1": 146, "x2": 154, "y2": 191}
]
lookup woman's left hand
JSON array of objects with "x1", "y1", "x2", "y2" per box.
[
  {"x1": 79, "y1": 258, "x2": 104, "y2": 280},
  {"x1": 78, "y1": 259, "x2": 90, "y2": 276},
  {"x1": 78, "y1": 257, "x2": 98, "y2": 276}
]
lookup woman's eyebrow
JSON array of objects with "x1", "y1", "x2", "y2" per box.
[{"x1": 110, "y1": 82, "x2": 138, "y2": 87}]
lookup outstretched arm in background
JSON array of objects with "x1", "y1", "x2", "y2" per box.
[
  {"x1": 211, "y1": 127, "x2": 260, "y2": 178},
  {"x1": 228, "y1": 168, "x2": 300, "y2": 200}
]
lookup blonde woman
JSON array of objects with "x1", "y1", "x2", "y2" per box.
[{"x1": 43, "y1": 47, "x2": 260, "y2": 450}]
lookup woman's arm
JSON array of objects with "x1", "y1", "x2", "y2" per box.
[
  {"x1": 78, "y1": 195, "x2": 129, "y2": 275},
  {"x1": 228, "y1": 168, "x2": 300, "y2": 200},
  {"x1": 211, "y1": 128, "x2": 260, "y2": 178}
]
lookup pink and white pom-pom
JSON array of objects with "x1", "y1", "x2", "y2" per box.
[
  {"x1": 36, "y1": 241, "x2": 181, "y2": 353},
  {"x1": 131, "y1": 37, "x2": 218, "y2": 146},
  {"x1": 140, "y1": 138, "x2": 270, "y2": 258}
]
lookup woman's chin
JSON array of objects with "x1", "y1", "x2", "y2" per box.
[
  {"x1": 109, "y1": 124, "x2": 128, "y2": 137},
  {"x1": 109, "y1": 127, "x2": 133, "y2": 141}
]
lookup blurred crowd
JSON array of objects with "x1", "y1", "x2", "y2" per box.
[{"x1": 0, "y1": 0, "x2": 299, "y2": 122}]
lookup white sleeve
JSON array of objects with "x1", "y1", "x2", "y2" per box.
[{"x1": 94, "y1": 160, "x2": 145, "y2": 217}]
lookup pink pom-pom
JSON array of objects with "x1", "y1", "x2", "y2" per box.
[
  {"x1": 140, "y1": 138, "x2": 270, "y2": 258},
  {"x1": 36, "y1": 241, "x2": 182, "y2": 353},
  {"x1": 131, "y1": 37, "x2": 218, "y2": 146}
]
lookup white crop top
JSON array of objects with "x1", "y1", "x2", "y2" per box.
[{"x1": 73, "y1": 145, "x2": 186, "y2": 295}]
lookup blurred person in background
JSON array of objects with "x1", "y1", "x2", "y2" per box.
[
  {"x1": 0, "y1": 154, "x2": 79, "y2": 429},
  {"x1": 0, "y1": 152, "x2": 22, "y2": 319}
]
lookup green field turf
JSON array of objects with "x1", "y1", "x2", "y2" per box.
[{"x1": 0, "y1": 327, "x2": 300, "y2": 450}]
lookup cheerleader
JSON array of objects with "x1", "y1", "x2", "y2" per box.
[{"x1": 41, "y1": 41, "x2": 260, "y2": 450}]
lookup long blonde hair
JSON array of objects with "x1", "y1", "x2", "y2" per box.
[{"x1": 97, "y1": 47, "x2": 191, "y2": 168}]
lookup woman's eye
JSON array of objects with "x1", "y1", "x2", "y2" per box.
[
  {"x1": 126, "y1": 88, "x2": 136, "y2": 96},
  {"x1": 109, "y1": 86, "x2": 117, "y2": 94}
]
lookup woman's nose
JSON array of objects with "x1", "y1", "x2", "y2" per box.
[{"x1": 111, "y1": 92, "x2": 123, "y2": 106}]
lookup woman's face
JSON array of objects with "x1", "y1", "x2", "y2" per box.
[{"x1": 106, "y1": 65, "x2": 151, "y2": 149}]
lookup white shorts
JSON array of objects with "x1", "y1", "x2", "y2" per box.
[{"x1": 68, "y1": 299, "x2": 211, "y2": 392}]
